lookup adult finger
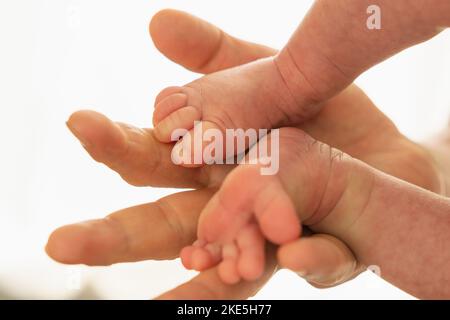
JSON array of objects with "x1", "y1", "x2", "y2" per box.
[
  {"x1": 149, "y1": 9, "x2": 277, "y2": 74},
  {"x1": 278, "y1": 234, "x2": 364, "y2": 288},
  {"x1": 67, "y1": 110, "x2": 231, "y2": 188},
  {"x1": 46, "y1": 188, "x2": 215, "y2": 265}
]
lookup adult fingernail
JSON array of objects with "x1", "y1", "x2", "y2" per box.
[{"x1": 66, "y1": 120, "x2": 92, "y2": 148}]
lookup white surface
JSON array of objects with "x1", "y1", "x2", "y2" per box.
[{"x1": 0, "y1": 0, "x2": 448, "y2": 299}]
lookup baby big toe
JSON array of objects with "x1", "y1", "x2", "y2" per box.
[
  {"x1": 171, "y1": 120, "x2": 224, "y2": 167},
  {"x1": 254, "y1": 179, "x2": 301, "y2": 245},
  {"x1": 187, "y1": 240, "x2": 221, "y2": 271}
]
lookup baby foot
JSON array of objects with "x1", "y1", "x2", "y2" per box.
[
  {"x1": 153, "y1": 57, "x2": 320, "y2": 164},
  {"x1": 180, "y1": 128, "x2": 368, "y2": 284},
  {"x1": 180, "y1": 164, "x2": 301, "y2": 283}
]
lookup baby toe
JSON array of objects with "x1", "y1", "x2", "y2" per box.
[
  {"x1": 154, "y1": 86, "x2": 184, "y2": 107},
  {"x1": 190, "y1": 243, "x2": 221, "y2": 271},
  {"x1": 254, "y1": 177, "x2": 301, "y2": 244},
  {"x1": 171, "y1": 120, "x2": 226, "y2": 167},
  {"x1": 180, "y1": 245, "x2": 196, "y2": 270},
  {"x1": 237, "y1": 224, "x2": 266, "y2": 281},
  {"x1": 154, "y1": 106, "x2": 201, "y2": 143},
  {"x1": 153, "y1": 92, "x2": 188, "y2": 125},
  {"x1": 218, "y1": 243, "x2": 241, "y2": 284}
]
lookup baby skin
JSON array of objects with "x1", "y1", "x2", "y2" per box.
[
  {"x1": 153, "y1": 0, "x2": 450, "y2": 160},
  {"x1": 153, "y1": 0, "x2": 450, "y2": 294},
  {"x1": 180, "y1": 128, "x2": 450, "y2": 299},
  {"x1": 178, "y1": 129, "x2": 373, "y2": 283}
]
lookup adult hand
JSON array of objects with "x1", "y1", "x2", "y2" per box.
[{"x1": 46, "y1": 9, "x2": 443, "y2": 298}]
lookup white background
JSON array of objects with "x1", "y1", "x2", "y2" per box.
[{"x1": 0, "y1": 0, "x2": 449, "y2": 299}]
